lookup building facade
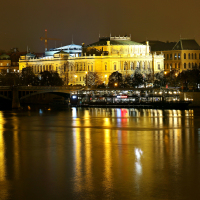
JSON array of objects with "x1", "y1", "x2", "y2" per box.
[
  {"x1": 150, "y1": 39, "x2": 200, "y2": 73},
  {"x1": 19, "y1": 36, "x2": 164, "y2": 85}
]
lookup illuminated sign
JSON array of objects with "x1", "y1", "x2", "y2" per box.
[
  {"x1": 117, "y1": 96, "x2": 127, "y2": 98},
  {"x1": 72, "y1": 96, "x2": 77, "y2": 99}
]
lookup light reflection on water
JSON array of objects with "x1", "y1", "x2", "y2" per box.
[{"x1": 0, "y1": 107, "x2": 199, "y2": 200}]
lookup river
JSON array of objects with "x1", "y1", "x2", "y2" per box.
[{"x1": 0, "y1": 106, "x2": 200, "y2": 200}]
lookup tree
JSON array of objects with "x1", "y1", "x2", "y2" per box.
[
  {"x1": 40, "y1": 71, "x2": 63, "y2": 86},
  {"x1": 19, "y1": 67, "x2": 39, "y2": 86},
  {"x1": 0, "y1": 71, "x2": 19, "y2": 86},
  {"x1": 86, "y1": 72, "x2": 103, "y2": 87},
  {"x1": 108, "y1": 71, "x2": 123, "y2": 88},
  {"x1": 132, "y1": 70, "x2": 143, "y2": 87}
]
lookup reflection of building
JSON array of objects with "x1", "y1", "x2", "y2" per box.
[
  {"x1": 149, "y1": 39, "x2": 200, "y2": 73},
  {"x1": 19, "y1": 36, "x2": 164, "y2": 85}
]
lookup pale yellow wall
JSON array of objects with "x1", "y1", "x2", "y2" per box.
[
  {"x1": 155, "y1": 50, "x2": 200, "y2": 73},
  {"x1": 19, "y1": 46, "x2": 164, "y2": 86}
]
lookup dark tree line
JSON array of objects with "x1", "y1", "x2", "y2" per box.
[{"x1": 0, "y1": 67, "x2": 63, "y2": 86}]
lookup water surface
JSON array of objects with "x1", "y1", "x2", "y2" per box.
[{"x1": 0, "y1": 107, "x2": 200, "y2": 200}]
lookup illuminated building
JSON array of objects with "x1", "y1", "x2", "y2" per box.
[
  {"x1": 45, "y1": 43, "x2": 82, "y2": 57},
  {"x1": 19, "y1": 36, "x2": 164, "y2": 85},
  {"x1": 149, "y1": 39, "x2": 200, "y2": 73}
]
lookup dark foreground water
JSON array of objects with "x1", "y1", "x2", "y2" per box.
[{"x1": 0, "y1": 106, "x2": 200, "y2": 200}]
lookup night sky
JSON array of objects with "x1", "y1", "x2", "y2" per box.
[{"x1": 1, "y1": 0, "x2": 200, "y2": 52}]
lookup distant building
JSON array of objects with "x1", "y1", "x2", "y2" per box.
[
  {"x1": 19, "y1": 36, "x2": 164, "y2": 85},
  {"x1": 148, "y1": 39, "x2": 200, "y2": 73},
  {"x1": 45, "y1": 44, "x2": 82, "y2": 57}
]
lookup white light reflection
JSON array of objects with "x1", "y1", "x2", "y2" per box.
[
  {"x1": 72, "y1": 107, "x2": 77, "y2": 118},
  {"x1": 135, "y1": 148, "x2": 143, "y2": 175}
]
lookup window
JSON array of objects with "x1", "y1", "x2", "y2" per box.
[
  {"x1": 88, "y1": 65, "x2": 90, "y2": 71},
  {"x1": 167, "y1": 63, "x2": 169, "y2": 69},
  {"x1": 167, "y1": 54, "x2": 169, "y2": 60},
  {"x1": 184, "y1": 53, "x2": 186, "y2": 59},
  {"x1": 188, "y1": 63, "x2": 191, "y2": 68},
  {"x1": 80, "y1": 77, "x2": 81, "y2": 81},
  {"x1": 105, "y1": 65, "x2": 107, "y2": 70},
  {"x1": 188, "y1": 53, "x2": 190, "y2": 59},
  {"x1": 131, "y1": 62, "x2": 134, "y2": 70},
  {"x1": 170, "y1": 54, "x2": 172, "y2": 60},
  {"x1": 158, "y1": 64, "x2": 160, "y2": 70},
  {"x1": 114, "y1": 64, "x2": 116, "y2": 70},
  {"x1": 175, "y1": 63, "x2": 177, "y2": 68},
  {"x1": 174, "y1": 54, "x2": 177, "y2": 60},
  {"x1": 195, "y1": 53, "x2": 197, "y2": 59},
  {"x1": 184, "y1": 63, "x2": 186, "y2": 69},
  {"x1": 178, "y1": 63, "x2": 180, "y2": 68},
  {"x1": 178, "y1": 53, "x2": 181, "y2": 59},
  {"x1": 91, "y1": 65, "x2": 93, "y2": 71},
  {"x1": 192, "y1": 53, "x2": 193, "y2": 59},
  {"x1": 124, "y1": 62, "x2": 128, "y2": 70}
]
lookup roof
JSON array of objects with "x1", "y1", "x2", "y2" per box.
[
  {"x1": 0, "y1": 53, "x2": 10, "y2": 59},
  {"x1": 173, "y1": 39, "x2": 200, "y2": 50},
  {"x1": 87, "y1": 37, "x2": 143, "y2": 47},
  {"x1": 142, "y1": 40, "x2": 177, "y2": 51}
]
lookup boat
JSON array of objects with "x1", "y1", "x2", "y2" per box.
[{"x1": 70, "y1": 88, "x2": 192, "y2": 109}]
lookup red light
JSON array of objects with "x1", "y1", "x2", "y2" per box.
[{"x1": 45, "y1": 29, "x2": 47, "y2": 31}]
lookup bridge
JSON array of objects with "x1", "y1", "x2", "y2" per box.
[{"x1": 0, "y1": 86, "x2": 83, "y2": 108}]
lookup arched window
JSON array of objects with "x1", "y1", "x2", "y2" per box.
[
  {"x1": 184, "y1": 53, "x2": 186, "y2": 59},
  {"x1": 184, "y1": 63, "x2": 186, "y2": 69},
  {"x1": 124, "y1": 62, "x2": 128, "y2": 70},
  {"x1": 188, "y1": 53, "x2": 190, "y2": 59},
  {"x1": 113, "y1": 62, "x2": 117, "y2": 70},
  {"x1": 178, "y1": 53, "x2": 181, "y2": 59},
  {"x1": 105, "y1": 65, "x2": 107, "y2": 71},
  {"x1": 195, "y1": 53, "x2": 197, "y2": 59},
  {"x1": 131, "y1": 62, "x2": 134, "y2": 70},
  {"x1": 174, "y1": 53, "x2": 177, "y2": 60}
]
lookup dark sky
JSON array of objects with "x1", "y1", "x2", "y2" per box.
[{"x1": 1, "y1": 0, "x2": 200, "y2": 52}]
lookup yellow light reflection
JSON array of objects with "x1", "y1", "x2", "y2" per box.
[
  {"x1": 84, "y1": 129, "x2": 93, "y2": 191},
  {"x1": 103, "y1": 129, "x2": 113, "y2": 191},
  {"x1": 73, "y1": 128, "x2": 82, "y2": 192},
  {"x1": 12, "y1": 114, "x2": 20, "y2": 180},
  {"x1": 0, "y1": 111, "x2": 6, "y2": 181}
]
